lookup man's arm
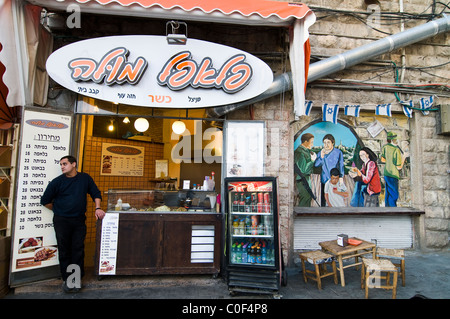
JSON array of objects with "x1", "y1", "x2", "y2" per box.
[{"x1": 94, "y1": 197, "x2": 105, "y2": 220}]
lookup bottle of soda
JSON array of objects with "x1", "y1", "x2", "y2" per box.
[
  {"x1": 261, "y1": 241, "x2": 267, "y2": 264},
  {"x1": 236, "y1": 243, "x2": 242, "y2": 263},
  {"x1": 231, "y1": 242, "x2": 236, "y2": 263},
  {"x1": 256, "y1": 247, "x2": 262, "y2": 264},
  {"x1": 239, "y1": 193, "x2": 245, "y2": 212},
  {"x1": 245, "y1": 215, "x2": 251, "y2": 235},
  {"x1": 242, "y1": 242, "x2": 248, "y2": 263},
  {"x1": 232, "y1": 193, "x2": 239, "y2": 212}
]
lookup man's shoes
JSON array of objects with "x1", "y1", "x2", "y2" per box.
[
  {"x1": 62, "y1": 281, "x2": 72, "y2": 293},
  {"x1": 62, "y1": 280, "x2": 82, "y2": 293}
]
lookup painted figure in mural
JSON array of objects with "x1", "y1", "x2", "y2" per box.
[
  {"x1": 314, "y1": 134, "x2": 344, "y2": 206},
  {"x1": 324, "y1": 168, "x2": 348, "y2": 207},
  {"x1": 294, "y1": 133, "x2": 317, "y2": 206},
  {"x1": 356, "y1": 147, "x2": 381, "y2": 207},
  {"x1": 380, "y1": 132, "x2": 409, "y2": 207}
]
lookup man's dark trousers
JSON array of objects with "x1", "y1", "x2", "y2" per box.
[{"x1": 53, "y1": 215, "x2": 86, "y2": 281}]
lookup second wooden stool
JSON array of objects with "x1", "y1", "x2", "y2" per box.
[
  {"x1": 299, "y1": 250, "x2": 338, "y2": 290},
  {"x1": 361, "y1": 257, "x2": 398, "y2": 299}
]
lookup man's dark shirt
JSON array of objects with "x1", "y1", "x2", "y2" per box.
[{"x1": 40, "y1": 172, "x2": 102, "y2": 217}]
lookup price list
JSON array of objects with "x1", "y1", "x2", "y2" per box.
[
  {"x1": 98, "y1": 213, "x2": 119, "y2": 275},
  {"x1": 11, "y1": 110, "x2": 72, "y2": 273}
]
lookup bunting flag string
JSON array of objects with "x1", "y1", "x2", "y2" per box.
[
  {"x1": 322, "y1": 103, "x2": 339, "y2": 124},
  {"x1": 419, "y1": 95, "x2": 434, "y2": 115},
  {"x1": 304, "y1": 100, "x2": 313, "y2": 116},
  {"x1": 375, "y1": 103, "x2": 392, "y2": 117},
  {"x1": 303, "y1": 96, "x2": 434, "y2": 121},
  {"x1": 401, "y1": 100, "x2": 414, "y2": 118},
  {"x1": 344, "y1": 105, "x2": 361, "y2": 117}
]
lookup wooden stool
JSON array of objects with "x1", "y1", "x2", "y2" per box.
[
  {"x1": 361, "y1": 258, "x2": 398, "y2": 299},
  {"x1": 299, "y1": 250, "x2": 338, "y2": 290},
  {"x1": 376, "y1": 247, "x2": 405, "y2": 286}
]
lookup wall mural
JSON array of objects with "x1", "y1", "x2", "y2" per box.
[{"x1": 294, "y1": 120, "x2": 410, "y2": 208}]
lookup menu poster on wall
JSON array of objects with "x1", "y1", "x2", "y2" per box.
[
  {"x1": 100, "y1": 143, "x2": 144, "y2": 176},
  {"x1": 224, "y1": 121, "x2": 265, "y2": 177},
  {"x1": 10, "y1": 110, "x2": 72, "y2": 278},
  {"x1": 98, "y1": 213, "x2": 119, "y2": 275}
]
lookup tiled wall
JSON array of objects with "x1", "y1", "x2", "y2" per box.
[{"x1": 81, "y1": 135, "x2": 164, "y2": 243}]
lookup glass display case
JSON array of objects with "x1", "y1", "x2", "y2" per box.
[{"x1": 106, "y1": 189, "x2": 218, "y2": 213}]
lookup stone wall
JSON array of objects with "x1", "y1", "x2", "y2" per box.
[
  {"x1": 225, "y1": 1, "x2": 449, "y2": 263},
  {"x1": 289, "y1": 0, "x2": 450, "y2": 252}
]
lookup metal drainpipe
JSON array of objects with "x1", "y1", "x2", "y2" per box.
[{"x1": 206, "y1": 15, "x2": 450, "y2": 118}]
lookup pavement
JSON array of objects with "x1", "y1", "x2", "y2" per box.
[{"x1": 2, "y1": 249, "x2": 449, "y2": 301}]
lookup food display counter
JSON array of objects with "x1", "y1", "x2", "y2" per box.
[{"x1": 95, "y1": 189, "x2": 222, "y2": 276}]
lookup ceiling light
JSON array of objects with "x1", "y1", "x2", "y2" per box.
[
  {"x1": 108, "y1": 120, "x2": 114, "y2": 132},
  {"x1": 172, "y1": 120, "x2": 186, "y2": 134},
  {"x1": 134, "y1": 118, "x2": 149, "y2": 132}
]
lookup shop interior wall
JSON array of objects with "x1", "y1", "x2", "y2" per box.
[{"x1": 79, "y1": 115, "x2": 164, "y2": 244}]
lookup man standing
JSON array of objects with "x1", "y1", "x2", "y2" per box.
[
  {"x1": 294, "y1": 133, "x2": 317, "y2": 206},
  {"x1": 380, "y1": 132, "x2": 408, "y2": 207},
  {"x1": 41, "y1": 155, "x2": 105, "y2": 292}
]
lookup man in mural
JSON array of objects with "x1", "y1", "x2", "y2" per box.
[
  {"x1": 380, "y1": 132, "x2": 408, "y2": 207},
  {"x1": 314, "y1": 134, "x2": 344, "y2": 206},
  {"x1": 294, "y1": 133, "x2": 317, "y2": 206}
]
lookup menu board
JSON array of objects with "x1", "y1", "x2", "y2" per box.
[
  {"x1": 225, "y1": 121, "x2": 265, "y2": 177},
  {"x1": 100, "y1": 143, "x2": 144, "y2": 176},
  {"x1": 98, "y1": 213, "x2": 119, "y2": 275},
  {"x1": 10, "y1": 109, "x2": 72, "y2": 276}
]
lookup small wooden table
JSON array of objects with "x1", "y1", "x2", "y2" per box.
[{"x1": 319, "y1": 238, "x2": 376, "y2": 287}]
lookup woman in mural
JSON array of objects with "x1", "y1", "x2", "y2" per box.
[
  {"x1": 352, "y1": 147, "x2": 381, "y2": 207},
  {"x1": 314, "y1": 134, "x2": 344, "y2": 206},
  {"x1": 294, "y1": 133, "x2": 317, "y2": 206}
]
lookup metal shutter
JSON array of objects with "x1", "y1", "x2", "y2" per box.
[{"x1": 294, "y1": 215, "x2": 413, "y2": 250}]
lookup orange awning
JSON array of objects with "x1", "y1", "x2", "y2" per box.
[
  {"x1": 27, "y1": 0, "x2": 312, "y2": 26},
  {"x1": 77, "y1": 0, "x2": 310, "y2": 20}
]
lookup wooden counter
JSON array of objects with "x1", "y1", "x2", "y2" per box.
[{"x1": 95, "y1": 212, "x2": 222, "y2": 276}]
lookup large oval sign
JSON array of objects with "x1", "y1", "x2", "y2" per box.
[{"x1": 46, "y1": 36, "x2": 273, "y2": 108}]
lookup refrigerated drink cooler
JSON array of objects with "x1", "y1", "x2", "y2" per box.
[{"x1": 224, "y1": 177, "x2": 286, "y2": 296}]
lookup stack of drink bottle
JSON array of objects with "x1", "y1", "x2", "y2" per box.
[{"x1": 230, "y1": 239, "x2": 275, "y2": 265}]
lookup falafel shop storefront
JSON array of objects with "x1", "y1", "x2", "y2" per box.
[{"x1": 1, "y1": 0, "x2": 315, "y2": 284}]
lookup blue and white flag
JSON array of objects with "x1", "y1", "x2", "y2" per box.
[
  {"x1": 376, "y1": 103, "x2": 392, "y2": 117},
  {"x1": 344, "y1": 105, "x2": 360, "y2": 117},
  {"x1": 419, "y1": 95, "x2": 434, "y2": 115},
  {"x1": 305, "y1": 100, "x2": 313, "y2": 116},
  {"x1": 401, "y1": 100, "x2": 414, "y2": 118},
  {"x1": 322, "y1": 103, "x2": 339, "y2": 124}
]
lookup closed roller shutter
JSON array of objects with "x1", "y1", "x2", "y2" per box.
[{"x1": 294, "y1": 215, "x2": 413, "y2": 250}]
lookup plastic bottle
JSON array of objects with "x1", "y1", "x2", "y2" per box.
[
  {"x1": 245, "y1": 215, "x2": 251, "y2": 235},
  {"x1": 203, "y1": 176, "x2": 209, "y2": 191},
  {"x1": 233, "y1": 219, "x2": 239, "y2": 235},
  {"x1": 231, "y1": 242, "x2": 237, "y2": 263},
  {"x1": 242, "y1": 242, "x2": 248, "y2": 263},
  {"x1": 236, "y1": 243, "x2": 242, "y2": 263},
  {"x1": 238, "y1": 219, "x2": 245, "y2": 235},
  {"x1": 261, "y1": 241, "x2": 267, "y2": 264},
  {"x1": 116, "y1": 198, "x2": 123, "y2": 210},
  {"x1": 256, "y1": 247, "x2": 262, "y2": 264}
]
